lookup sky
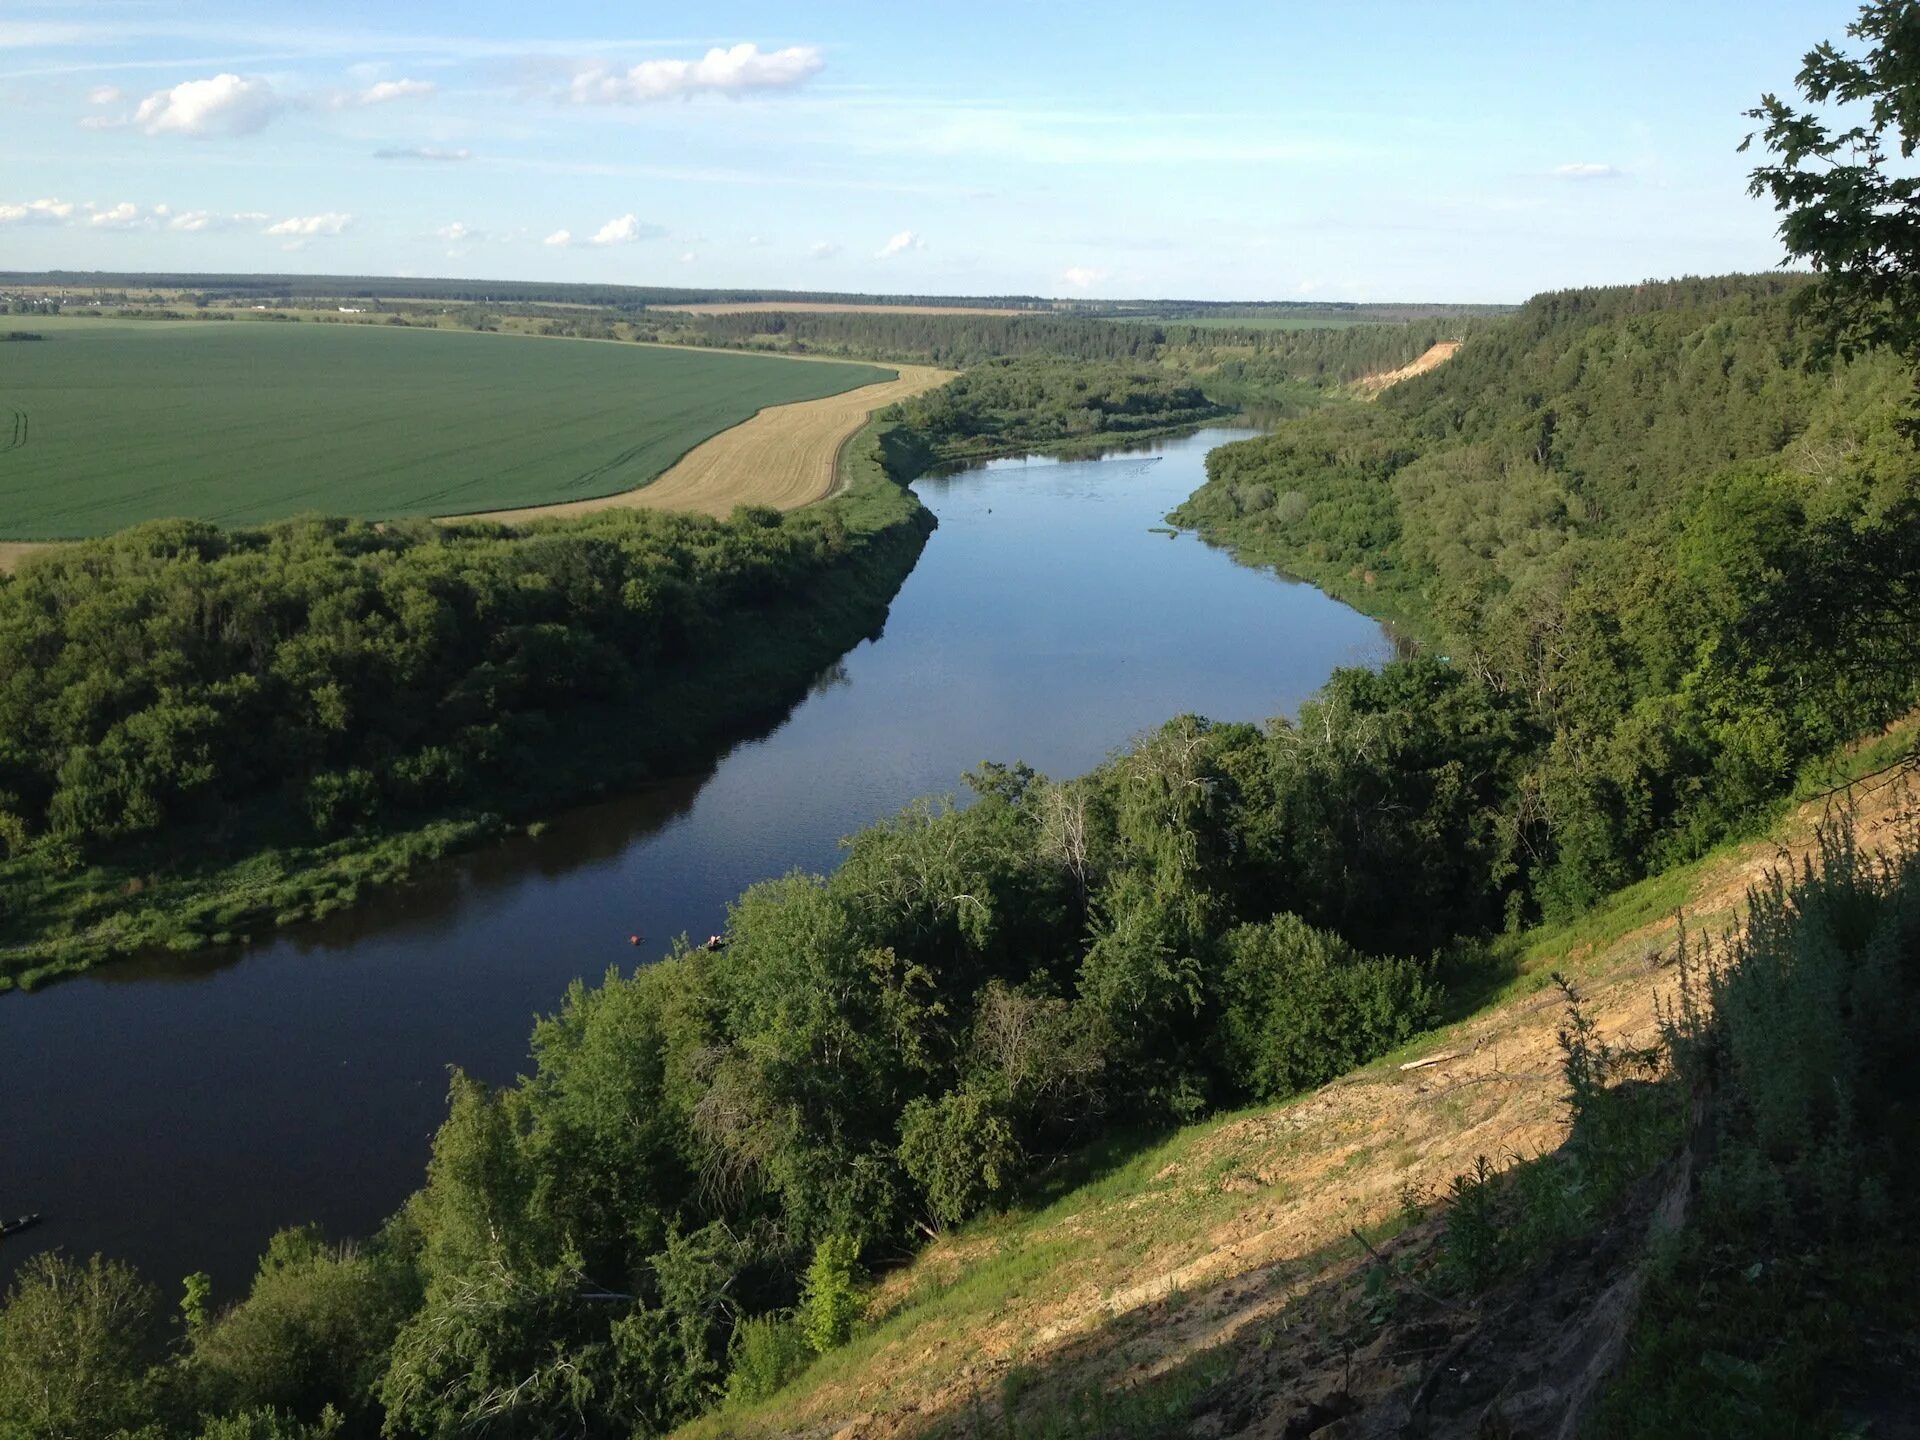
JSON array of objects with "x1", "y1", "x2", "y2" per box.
[{"x1": 0, "y1": 0, "x2": 1867, "y2": 302}]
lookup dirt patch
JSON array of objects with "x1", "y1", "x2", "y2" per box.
[
  {"x1": 651, "y1": 302, "x2": 1049, "y2": 318},
  {"x1": 451, "y1": 364, "x2": 955, "y2": 525},
  {"x1": 1354, "y1": 340, "x2": 1462, "y2": 396}
]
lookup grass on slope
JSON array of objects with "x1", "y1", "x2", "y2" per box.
[{"x1": 0, "y1": 318, "x2": 891, "y2": 539}]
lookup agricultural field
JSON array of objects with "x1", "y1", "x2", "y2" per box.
[
  {"x1": 461, "y1": 363, "x2": 954, "y2": 523},
  {"x1": 0, "y1": 318, "x2": 892, "y2": 539}
]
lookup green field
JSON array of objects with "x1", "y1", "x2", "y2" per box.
[{"x1": 0, "y1": 319, "x2": 892, "y2": 539}]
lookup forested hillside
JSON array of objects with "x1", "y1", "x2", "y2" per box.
[{"x1": 1176, "y1": 274, "x2": 1920, "y2": 913}]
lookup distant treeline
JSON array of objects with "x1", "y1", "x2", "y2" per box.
[
  {"x1": 1176, "y1": 272, "x2": 1920, "y2": 913},
  {"x1": 0, "y1": 272, "x2": 1058, "y2": 311},
  {"x1": 680, "y1": 308, "x2": 1482, "y2": 388}
]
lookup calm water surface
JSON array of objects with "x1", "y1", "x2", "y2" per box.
[{"x1": 0, "y1": 428, "x2": 1390, "y2": 1292}]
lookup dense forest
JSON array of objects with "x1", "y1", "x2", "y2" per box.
[
  {"x1": 1176, "y1": 273, "x2": 1920, "y2": 914},
  {"x1": 882, "y1": 356, "x2": 1231, "y2": 457}
]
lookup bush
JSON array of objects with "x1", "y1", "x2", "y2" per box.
[
  {"x1": 1217, "y1": 913, "x2": 1439, "y2": 1099},
  {"x1": 898, "y1": 1086, "x2": 1021, "y2": 1226},
  {"x1": 798, "y1": 1237, "x2": 863, "y2": 1354},
  {"x1": 725, "y1": 1314, "x2": 813, "y2": 1406}
]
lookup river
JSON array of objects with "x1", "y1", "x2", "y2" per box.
[{"x1": 0, "y1": 426, "x2": 1391, "y2": 1295}]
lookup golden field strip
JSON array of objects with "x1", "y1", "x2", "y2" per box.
[
  {"x1": 650, "y1": 301, "x2": 1047, "y2": 317},
  {"x1": 451, "y1": 363, "x2": 955, "y2": 524}
]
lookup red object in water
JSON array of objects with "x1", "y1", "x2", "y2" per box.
[{"x1": 628, "y1": 934, "x2": 642, "y2": 946}]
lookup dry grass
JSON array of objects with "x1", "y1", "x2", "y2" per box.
[
  {"x1": 455, "y1": 364, "x2": 955, "y2": 524},
  {"x1": 0, "y1": 541, "x2": 53, "y2": 575},
  {"x1": 651, "y1": 302, "x2": 1047, "y2": 318},
  {"x1": 1354, "y1": 340, "x2": 1463, "y2": 396}
]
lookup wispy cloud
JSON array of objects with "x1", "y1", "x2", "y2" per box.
[
  {"x1": 87, "y1": 201, "x2": 145, "y2": 229},
  {"x1": 265, "y1": 212, "x2": 352, "y2": 237},
  {"x1": 542, "y1": 229, "x2": 572, "y2": 247},
  {"x1": 435, "y1": 221, "x2": 479, "y2": 242},
  {"x1": 566, "y1": 43, "x2": 822, "y2": 104},
  {"x1": 356, "y1": 77, "x2": 433, "y2": 104},
  {"x1": 1554, "y1": 162, "x2": 1622, "y2": 180},
  {"x1": 1061, "y1": 265, "x2": 1108, "y2": 290},
  {"x1": 373, "y1": 145, "x2": 471, "y2": 162},
  {"x1": 169, "y1": 209, "x2": 269, "y2": 233},
  {"x1": 809, "y1": 240, "x2": 840, "y2": 260}
]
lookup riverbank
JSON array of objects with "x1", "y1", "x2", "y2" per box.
[{"x1": 0, "y1": 422, "x2": 936, "y2": 991}]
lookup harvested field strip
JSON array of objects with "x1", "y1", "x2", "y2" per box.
[
  {"x1": 453, "y1": 363, "x2": 955, "y2": 524},
  {"x1": 1353, "y1": 339, "x2": 1462, "y2": 395}
]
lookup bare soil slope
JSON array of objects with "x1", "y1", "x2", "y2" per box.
[{"x1": 1353, "y1": 340, "x2": 1463, "y2": 395}]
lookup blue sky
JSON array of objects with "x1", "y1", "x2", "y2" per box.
[{"x1": 0, "y1": 1, "x2": 1863, "y2": 301}]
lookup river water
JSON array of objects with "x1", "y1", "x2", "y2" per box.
[{"x1": 0, "y1": 427, "x2": 1391, "y2": 1294}]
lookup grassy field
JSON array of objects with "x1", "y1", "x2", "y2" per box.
[{"x1": 0, "y1": 318, "x2": 892, "y2": 539}]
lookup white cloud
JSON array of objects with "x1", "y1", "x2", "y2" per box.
[
  {"x1": 135, "y1": 73, "x2": 281, "y2": 137},
  {"x1": 567, "y1": 43, "x2": 823, "y2": 104},
  {"x1": 0, "y1": 197, "x2": 75, "y2": 225},
  {"x1": 747, "y1": 234, "x2": 768, "y2": 247},
  {"x1": 87, "y1": 84, "x2": 123, "y2": 104},
  {"x1": 588, "y1": 213, "x2": 665, "y2": 245},
  {"x1": 680, "y1": 250, "x2": 696, "y2": 263},
  {"x1": 88, "y1": 201, "x2": 146, "y2": 229},
  {"x1": 265, "y1": 211, "x2": 352, "y2": 237},
  {"x1": 436, "y1": 221, "x2": 478, "y2": 242},
  {"x1": 809, "y1": 240, "x2": 840, "y2": 260},
  {"x1": 373, "y1": 145, "x2": 470, "y2": 162},
  {"x1": 356, "y1": 77, "x2": 433, "y2": 105},
  {"x1": 1061, "y1": 265, "x2": 1109, "y2": 290},
  {"x1": 875, "y1": 229, "x2": 924, "y2": 259},
  {"x1": 543, "y1": 229, "x2": 572, "y2": 247},
  {"x1": 1554, "y1": 162, "x2": 1622, "y2": 180}
]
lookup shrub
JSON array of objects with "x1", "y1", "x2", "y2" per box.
[
  {"x1": 1216, "y1": 913, "x2": 1439, "y2": 1099},
  {"x1": 898, "y1": 1086, "x2": 1021, "y2": 1227},
  {"x1": 725, "y1": 1314, "x2": 813, "y2": 1406},
  {"x1": 798, "y1": 1237, "x2": 863, "y2": 1354}
]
